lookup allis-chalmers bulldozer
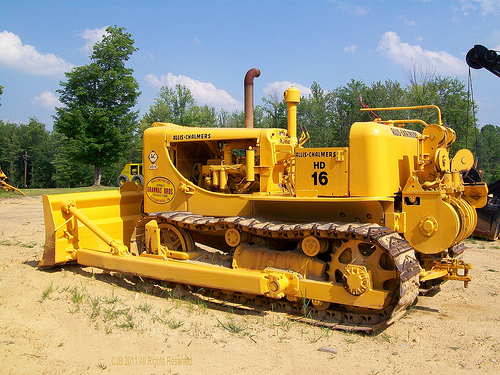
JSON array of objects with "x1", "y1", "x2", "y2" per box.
[{"x1": 39, "y1": 69, "x2": 488, "y2": 331}]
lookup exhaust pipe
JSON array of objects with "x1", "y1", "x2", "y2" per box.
[{"x1": 244, "y1": 68, "x2": 260, "y2": 128}]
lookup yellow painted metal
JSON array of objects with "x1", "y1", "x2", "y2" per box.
[
  {"x1": 39, "y1": 80, "x2": 490, "y2": 317},
  {"x1": 300, "y1": 236, "x2": 328, "y2": 257},
  {"x1": 402, "y1": 177, "x2": 460, "y2": 254},
  {"x1": 61, "y1": 200, "x2": 129, "y2": 256},
  {"x1": 225, "y1": 228, "x2": 242, "y2": 247},
  {"x1": 232, "y1": 243, "x2": 326, "y2": 279},
  {"x1": 360, "y1": 105, "x2": 443, "y2": 126},
  {"x1": 295, "y1": 147, "x2": 349, "y2": 197},
  {"x1": 349, "y1": 122, "x2": 420, "y2": 197},
  {"x1": 118, "y1": 163, "x2": 142, "y2": 183},
  {"x1": 144, "y1": 219, "x2": 198, "y2": 260},
  {"x1": 420, "y1": 259, "x2": 472, "y2": 287},
  {"x1": 145, "y1": 220, "x2": 162, "y2": 255},
  {"x1": 246, "y1": 147, "x2": 255, "y2": 181},
  {"x1": 284, "y1": 86, "x2": 300, "y2": 145},
  {"x1": 74, "y1": 247, "x2": 388, "y2": 308},
  {"x1": 451, "y1": 149, "x2": 474, "y2": 173},
  {"x1": 42, "y1": 194, "x2": 389, "y2": 307},
  {"x1": 343, "y1": 265, "x2": 370, "y2": 296},
  {"x1": 39, "y1": 184, "x2": 143, "y2": 267},
  {"x1": 463, "y1": 182, "x2": 488, "y2": 209},
  {"x1": 0, "y1": 167, "x2": 25, "y2": 195}
]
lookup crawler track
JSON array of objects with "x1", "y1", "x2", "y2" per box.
[{"x1": 142, "y1": 212, "x2": 421, "y2": 332}]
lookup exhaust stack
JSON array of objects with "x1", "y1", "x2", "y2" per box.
[
  {"x1": 284, "y1": 86, "x2": 300, "y2": 146},
  {"x1": 244, "y1": 68, "x2": 261, "y2": 128}
]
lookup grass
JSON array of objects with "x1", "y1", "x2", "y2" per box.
[
  {"x1": 0, "y1": 237, "x2": 37, "y2": 249},
  {"x1": 71, "y1": 286, "x2": 85, "y2": 304},
  {"x1": 116, "y1": 313, "x2": 135, "y2": 330},
  {"x1": 0, "y1": 238, "x2": 21, "y2": 247},
  {"x1": 96, "y1": 363, "x2": 107, "y2": 370},
  {"x1": 21, "y1": 241, "x2": 37, "y2": 248},
  {"x1": 167, "y1": 318, "x2": 185, "y2": 329},
  {"x1": 68, "y1": 306, "x2": 80, "y2": 314},
  {"x1": 305, "y1": 329, "x2": 326, "y2": 343},
  {"x1": 0, "y1": 185, "x2": 117, "y2": 198},
  {"x1": 164, "y1": 306, "x2": 174, "y2": 314},
  {"x1": 343, "y1": 331, "x2": 360, "y2": 344},
  {"x1": 47, "y1": 275, "x2": 355, "y2": 344},
  {"x1": 277, "y1": 317, "x2": 293, "y2": 332},
  {"x1": 217, "y1": 318, "x2": 246, "y2": 334},
  {"x1": 137, "y1": 301, "x2": 153, "y2": 313},
  {"x1": 103, "y1": 306, "x2": 130, "y2": 323},
  {"x1": 39, "y1": 282, "x2": 55, "y2": 302},
  {"x1": 102, "y1": 291, "x2": 119, "y2": 305},
  {"x1": 404, "y1": 303, "x2": 417, "y2": 317},
  {"x1": 380, "y1": 332, "x2": 392, "y2": 343},
  {"x1": 89, "y1": 296, "x2": 101, "y2": 319}
]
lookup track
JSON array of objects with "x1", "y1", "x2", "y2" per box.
[{"x1": 138, "y1": 211, "x2": 421, "y2": 332}]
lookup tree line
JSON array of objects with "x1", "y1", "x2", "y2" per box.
[{"x1": 0, "y1": 26, "x2": 499, "y2": 189}]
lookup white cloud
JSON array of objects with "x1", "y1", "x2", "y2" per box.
[
  {"x1": 80, "y1": 26, "x2": 109, "y2": 54},
  {"x1": 145, "y1": 73, "x2": 241, "y2": 111},
  {"x1": 334, "y1": 1, "x2": 368, "y2": 15},
  {"x1": 31, "y1": 91, "x2": 61, "y2": 108},
  {"x1": 377, "y1": 31, "x2": 467, "y2": 74},
  {"x1": 263, "y1": 81, "x2": 312, "y2": 98},
  {"x1": 487, "y1": 30, "x2": 500, "y2": 50},
  {"x1": 396, "y1": 15, "x2": 417, "y2": 26},
  {"x1": 460, "y1": 0, "x2": 500, "y2": 15},
  {"x1": 344, "y1": 44, "x2": 357, "y2": 52},
  {"x1": 0, "y1": 31, "x2": 74, "y2": 76}
]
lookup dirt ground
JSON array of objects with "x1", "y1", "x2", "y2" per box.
[{"x1": 0, "y1": 196, "x2": 499, "y2": 375}]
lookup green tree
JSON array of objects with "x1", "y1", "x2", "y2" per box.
[
  {"x1": 51, "y1": 132, "x2": 93, "y2": 187},
  {"x1": 404, "y1": 69, "x2": 478, "y2": 154},
  {"x1": 142, "y1": 84, "x2": 196, "y2": 127},
  {"x1": 190, "y1": 105, "x2": 218, "y2": 128},
  {"x1": 225, "y1": 110, "x2": 245, "y2": 128},
  {"x1": 19, "y1": 118, "x2": 55, "y2": 188},
  {"x1": 54, "y1": 25, "x2": 140, "y2": 186},
  {"x1": 298, "y1": 82, "x2": 334, "y2": 148},
  {"x1": 257, "y1": 90, "x2": 287, "y2": 129},
  {"x1": 0, "y1": 119, "x2": 54, "y2": 188},
  {"x1": 0, "y1": 120, "x2": 20, "y2": 184},
  {"x1": 329, "y1": 79, "x2": 370, "y2": 146},
  {"x1": 363, "y1": 80, "x2": 407, "y2": 121},
  {"x1": 477, "y1": 124, "x2": 500, "y2": 183},
  {"x1": 431, "y1": 76, "x2": 477, "y2": 153}
]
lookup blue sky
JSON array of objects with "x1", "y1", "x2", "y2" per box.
[{"x1": 1, "y1": 0, "x2": 499, "y2": 130}]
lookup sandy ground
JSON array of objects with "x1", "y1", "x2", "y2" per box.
[{"x1": 0, "y1": 196, "x2": 499, "y2": 375}]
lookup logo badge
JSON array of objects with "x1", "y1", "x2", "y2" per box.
[
  {"x1": 148, "y1": 150, "x2": 158, "y2": 164},
  {"x1": 146, "y1": 177, "x2": 175, "y2": 204}
]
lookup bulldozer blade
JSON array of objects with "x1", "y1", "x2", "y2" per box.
[
  {"x1": 473, "y1": 200, "x2": 500, "y2": 240},
  {"x1": 39, "y1": 185, "x2": 143, "y2": 268}
]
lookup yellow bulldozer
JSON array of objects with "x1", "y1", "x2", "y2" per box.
[
  {"x1": 39, "y1": 69, "x2": 488, "y2": 331},
  {"x1": 116, "y1": 162, "x2": 143, "y2": 187},
  {"x1": 0, "y1": 167, "x2": 25, "y2": 195}
]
